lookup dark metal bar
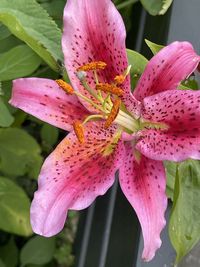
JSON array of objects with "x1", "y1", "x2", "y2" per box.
[
  {"x1": 98, "y1": 181, "x2": 118, "y2": 267},
  {"x1": 76, "y1": 203, "x2": 96, "y2": 267},
  {"x1": 135, "y1": 9, "x2": 147, "y2": 52}
]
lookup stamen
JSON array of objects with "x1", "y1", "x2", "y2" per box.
[
  {"x1": 55, "y1": 79, "x2": 74, "y2": 94},
  {"x1": 73, "y1": 121, "x2": 85, "y2": 143},
  {"x1": 114, "y1": 65, "x2": 131, "y2": 85},
  {"x1": 105, "y1": 98, "x2": 121, "y2": 128},
  {"x1": 96, "y1": 83, "x2": 124, "y2": 97},
  {"x1": 114, "y1": 75, "x2": 126, "y2": 85},
  {"x1": 83, "y1": 114, "x2": 104, "y2": 124},
  {"x1": 77, "y1": 61, "x2": 107, "y2": 71}
]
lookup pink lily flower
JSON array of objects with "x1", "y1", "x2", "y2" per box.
[{"x1": 9, "y1": 0, "x2": 200, "y2": 262}]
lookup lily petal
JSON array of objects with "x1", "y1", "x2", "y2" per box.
[
  {"x1": 133, "y1": 41, "x2": 200, "y2": 101},
  {"x1": 62, "y1": 0, "x2": 130, "y2": 112},
  {"x1": 142, "y1": 89, "x2": 200, "y2": 131},
  {"x1": 31, "y1": 122, "x2": 124, "y2": 237},
  {"x1": 119, "y1": 144, "x2": 167, "y2": 261},
  {"x1": 10, "y1": 78, "x2": 89, "y2": 131},
  {"x1": 122, "y1": 93, "x2": 142, "y2": 119},
  {"x1": 136, "y1": 129, "x2": 200, "y2": 162}
]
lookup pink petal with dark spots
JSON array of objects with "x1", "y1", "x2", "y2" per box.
[
  {"x1": 62, "y1": 0, "x2": 130, "y2": 112},
  {"x1": 10, "y1": 78, "x2": 89, "y2": 131},
  {"x1": 136, "y1": 129, "x2": 200, "y2": 162},
  {"x1": 31, "y1": 122, "x2": 124, "y2": 237},
  {"x1": 119, "y1": 144, "x2": 167, "y2": 261},
  {"x1": 142, "y1": 89, "x2": 200, "y2": 131},
  {"x1": 122, "y1": 93, "x2": 142, "y2": 119},
  {"x1": 133, "y1": 41, "x2": 200, "y2": 101}
]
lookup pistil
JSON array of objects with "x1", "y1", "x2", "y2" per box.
[{"x1": 115, "y1": 109, "x2": 139, "y2": 132}]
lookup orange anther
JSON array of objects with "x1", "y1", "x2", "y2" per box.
[
  {"x1": 55, "y1": 79, "x2": 74, "y2": 94},
  {"x1": 96, "y1": 83, "x2": 124, "y2": 97},
  {"x1": 105, "y1": 98, "x2": 121, "y2": 128},
  {"x1": 114, "y1": 75, "x2": 125, "y2": 85},
  {"x1": 77, "y1": 61, "x2": 107, "y2": 71},
  {"x1": 73, "y1": 121, "x2": 85, "y2": 144}
]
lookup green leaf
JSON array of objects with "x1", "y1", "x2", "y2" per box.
[
  {"x1": 0, "y1": 238, "x2": 18, "y2": 267},
  {"x1": 20, "y1": 236, "x2": 55, "y2": 266},
  {"x1": 41, "y1": 0, "x2": 65, "y2": 28},
  {"x1": 0, "y1": 97, "x2": 14, "y2": 127},
  {"x1": 0, "y1": 45, "x2": 41, "y2": 81},
  {"x1": 0, "y1": 35, "x2": 22, "y2": 54},
  {"x1": 0, "y1": 176, "x2": 32, "y2": 236},
  {"x1": 0, "y1": 128, "x2": 43, "y2": 178},
  {"x1": 0, "y1": 259, "x2": 6, "y2": 267},
  {"x1": 140, "y1": 0, "x2": 173, "y2": 15},
  {"x1": 41, "y1": 123, "x2": 59, "y2": 148},
  {"x1": 0, "y1": 0, "x2": 62, "y2": 71},
  {"x1": 145, "y1": 39, "x2": 164, "y2": 55},
  {"x1": 180, "y1": 77, "x2": 199, "y2": 91},
  {"x1": 169, "y1": 160, "x2": 200, "y2": 263},
  {"x1": 116, "y1": 0, "x2": 138, "y2": 10},
  {"x1": 0, "y1": 23, "x2": 10, "y2": 41},
  {"x1": 165, "y1": 161, "x2": 176, "y2": 200},
  {"x1": 127, "y1": 49, "x2": 148, "y2": 90}
]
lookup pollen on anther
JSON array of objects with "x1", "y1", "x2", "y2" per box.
[
  {"x1": 96, "y1": 83, "x2": 124, "y2": 97},
  {"x1": 114, "y1": 75, "x2": 125, "y2": 85},
  {"x1": 77, "y1": 61, "x2": 107, "y2": 71},
  {"x1": 55, "y1": 79, "x2": 74, "y2": 94},
  {"x1": 105, "y1": 98, "x2": 121, "y2": 128},
  {"x1": 73, "y1": 121, "x2": 85, "y2": 143}
]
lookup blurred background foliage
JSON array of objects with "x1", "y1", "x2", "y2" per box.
[{"x1": 1, "y1": 0, "x2": 200, "y2": 266}]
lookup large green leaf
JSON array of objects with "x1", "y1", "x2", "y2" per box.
[
  {"x1": 41, "y1": 0, "x2": 65, "y2": 28},
  {"x1": 0, "y1": 0, "x2": 62, "y2": 71},
  {"x1": 0, "y1": 97, "x2": 14, "y2": 127},
  {"x1": 0, "y1": 23, "x2": 10, "y2": 41},
  {"x1": 0, "y1": 238, "x2": 18, "y2": 267},
  {"x1": 0, "y1": 176, "x2": 32, "y2": 236},
  {"x1": 165, "y1": 161, "x2": 176, "y2": 201},
  {"x1": 40, "y1": 123, "x2": 59, "y2": 151},
  {"x1": 0, "y1": 45, "x2": 41, "y2": 81},
  {"x1": 140, "y1": 0, "x2": 173, "y2": 15},
  {"x1": 116, "y1": 0, "x2": 138, "y2": 10},
  {"x1": 169, "y1": 160, "x2": 200, "y2": 263},
  {"x1": 0, "y1": 259, "x2": 5, "y2": 267},
  {"x1": 145, "y1": 39, "x2": 164, "y2": 55},
  {"x1": 0, "y1": 128, "x2": 43, "y2": 178},
  {"x1": 0, "y1": 35, "x2": 21, "y2": 54},
  {"x1": 20, "y1": 236, "x2": 55, "y2": 266},
  {"x1": 126, "y1": 49, "x2": 148, "y2": 89}
]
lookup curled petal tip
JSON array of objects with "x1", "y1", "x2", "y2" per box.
[{"x1": 142, "y1": 238, "x2": 162, "y2": 262}]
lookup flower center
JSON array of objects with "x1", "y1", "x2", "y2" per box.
[
  {"x1": 56, "y1": 61, "x2": 138, "y2": 141},
  {"x1": 56, "y1": 61, "x2": 167, "y2": 143}
]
